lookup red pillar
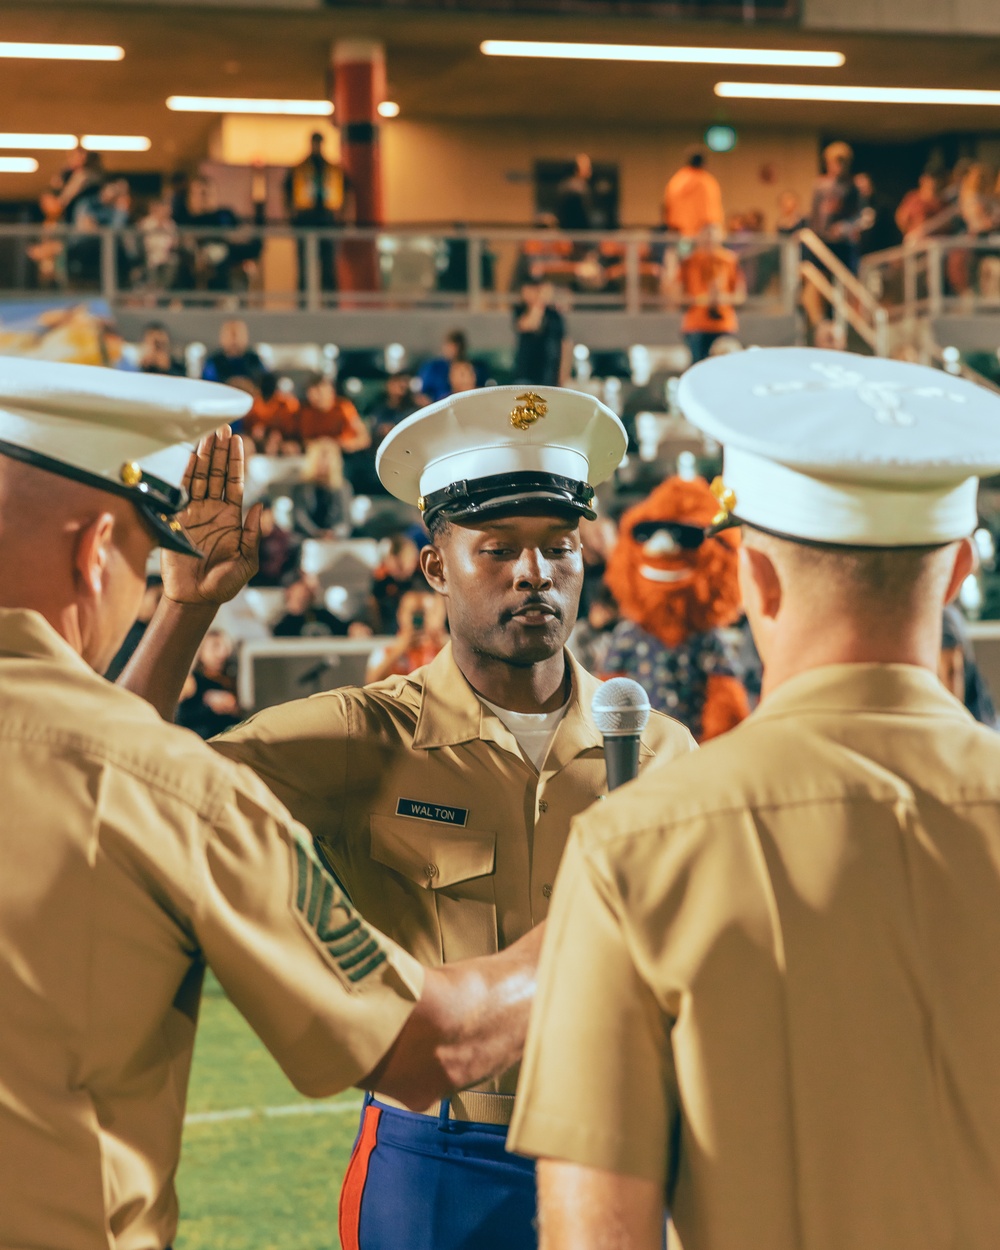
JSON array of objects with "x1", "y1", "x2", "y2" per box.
[{"x1": 332, "y1": 39, "x2": 385, "y2": 292}]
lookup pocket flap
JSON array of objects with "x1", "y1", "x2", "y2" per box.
[{"x1": 370, "y1": 814, "x2": 496, "y2": 890}]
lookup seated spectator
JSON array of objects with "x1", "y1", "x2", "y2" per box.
[
  {"x1": 368, "y1": 371, "x2": 421, "y2": 439},
  {"x1": 249, "y1": 372, "x2": 301, "y2": 445},
  {"x1": 298, "y1": 373, "x2": 371, "y2": 450},
  {"x1": 138, "y1": 198, "x2": 179, "y2": 289},
  {"x1": 175, "y1": 630, "x2": 243, "y2": 739},
  {"x1": 138, "y1": 322, "x2": 185, "y2": 376},
  {"x1": 567, "y1": 584, "x2": 620, "y2": 676},
  {"x1": 369, "y1": 533, "x2": 425, "y2": 633},
  {"x1": 350, "y1": 372, "x2": 422, "y2": 496},
  {"x1": 666, "y1": 223, "x2": 746, "y2": 365},
  {"x1": 250, "y1": 497, "x2": 301, "y2": 587},
  {"x1": 273, "y1": 575, "x2": 358, "y2": 637},
  {"x1": 290, "y1": 438, "x2": 353, "y2": 538},
  {"x1": 895, "y1": 171, "x2": 945, "y2": 242},
  {"x1": 513, "y1": 279, "x2": 568, "y2": 385},
  {"x1": 201, "y1": 319, "x2": 267, "y2": 387},
  {"x1": 417, "y1": 330, "x2": 483, "y2": 402},
  {"x1": 448, "y1": 359, "x2": 478, "y2": 394},
  {"x1": 365, "y1": 589, "x2": 448, "y2": 683}
]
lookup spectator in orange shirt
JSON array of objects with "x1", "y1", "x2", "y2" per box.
[
  {"x1": 248, "y1": 373, "x2": 301, "y2": 446},
  {"x1": 297, "y1": 373, "x2": 371, "y2": 450},
  {"x1": 667, "y1": 223, "x2": 746, "y2": 363},
  {"x1": 663, "y1": 149, "x2": 725, "y2": 239},
  {"x1": 896, "y1": 172, "x2": 945, "y2": 242},
  {"x1": 364, "y1": 588, "x2": 448, "y2": 683}
]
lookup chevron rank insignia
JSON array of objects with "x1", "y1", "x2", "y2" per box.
[{"x1": 290, "y1": 830, "x2": 386, "y2": 983}]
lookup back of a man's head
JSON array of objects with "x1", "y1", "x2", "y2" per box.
[
  {"x1": 742, "y1": 525, "x2": 968, "y2": 683},
  {"x1": 0, "y1": 456, "x2": 153, "y2": 673}
]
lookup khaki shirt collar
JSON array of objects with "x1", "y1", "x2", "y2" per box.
[
  {"x1": 0, "y1": 607, "x2": 94, "y2": 676},
  {"x1": 752, "y1": 661, "x2": 972, "y2": 724},
  {"x1": 412, "y1": 642, "x2": 606, "y2": 757}
]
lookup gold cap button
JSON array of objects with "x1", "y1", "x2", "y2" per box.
[{"x1": 120, "y1": 461, "x2": 143, "y2": 488}]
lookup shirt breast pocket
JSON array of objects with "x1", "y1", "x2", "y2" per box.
[{"x1": 369, "y1": 814, "x2": 498, "y2": 965}]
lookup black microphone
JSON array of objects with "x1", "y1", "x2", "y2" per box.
[{"x1": 591, "y1": 678, "x2": 652, "y2": 792}]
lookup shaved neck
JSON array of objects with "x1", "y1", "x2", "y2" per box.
[
  {"x1": 741, "y1": 528, "x2": 975, "y2": 699},
  {"x1": 0, "y1": 457, "x2": 153, "y2": 669}
]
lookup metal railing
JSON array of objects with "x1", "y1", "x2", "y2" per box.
[
  {"x1": 860, "y1": 235, "x2": 1000, "y2": 325},
  {"x1": 0, "y1": 222, "x2": 801, "y2": 317},
  {"x1": 799, "y1": 228, "x2": 889, "y2": 356}
]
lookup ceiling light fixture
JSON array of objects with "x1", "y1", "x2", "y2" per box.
[
  {"x1": 0, "y1": 157, "x2": 39, "y2": 173},
  {"x1": 81, "y1": 135, "x2": 151, "y2": 152},
  {"x1": 716, "y1": 82, "x2": 1000, "y2": 105},
  {"x1": 166, "y1": 96, "x2": 333, "y2": 116},
  {"x1": 377, "y1": 101, "x2": 400, "y2": 118},
  {"x1": 0, "y1": 42, "x2": 123, "y2": 61},
  {"x1": 481, "y1": 39, "x2": 844, "y2": 68},
  {"x1": 0, "y1": 133, "x2": 77, "y2": 150}
]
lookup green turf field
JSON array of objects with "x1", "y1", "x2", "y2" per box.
[{"x1": 175, "y1": 973, "x2": 360, "y2": 1250}]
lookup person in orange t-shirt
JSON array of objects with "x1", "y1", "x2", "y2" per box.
[
  {"x1": 663, "y1": 149, "x2": 725, "y2": 238},
  {"x1": 248, "y1": 373, "x2": 301, "y2": 445},
  {"x1": 298, "y1": 373, "x2": 371, "y2": 450},
  {"x1": 667, "y1": 223, "x2": 746, "y2": 364}
]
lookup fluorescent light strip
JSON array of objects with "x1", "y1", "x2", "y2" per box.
[
  {"x1": 0, "y1": 133, "x2": 76, "y2": 150},
  {"x1": 716, "y1": 82, "x2": 1000, "y2": 105},
  {"x1": 167, "y1": 96, "x2": 333, "y2": 116},
  {"x1": 0, "y1": 42, "x2": 123, "y2": 61},
  {"x1": 481, "y1": 39, "x2": 844, "y2": 68},
  {"x1": 0, "y1": 157, "x2": 39, "y2": 173},
  {"x1": 82, "y1": 135, "x2": 151, "y2": 152}
]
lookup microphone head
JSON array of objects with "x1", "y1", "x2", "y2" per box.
[{"x1": 591, "y1": 678, "x2": 651, "y2": 737}]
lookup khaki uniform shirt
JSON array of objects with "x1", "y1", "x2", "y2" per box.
[
  {"x1": 214, "y1": 643, "x2": 693, "y2": 1103},
  {"x1": 509, "y1": 664, "x2": 1000, "y2": 1249},
  {"x1": 0, "y1": 609, "x2": 422, "y2": 1250}
]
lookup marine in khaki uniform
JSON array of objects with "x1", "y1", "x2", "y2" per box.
[
  {"x1": 508, "y1": 346, "x2": 1000, "y2": 1250},
  {"x1": 124, "y1": 385, "x2": 694, "y2": 1250},
  {"x1": 0, "y1": 360, "x2": 544, "y2": 1250}
]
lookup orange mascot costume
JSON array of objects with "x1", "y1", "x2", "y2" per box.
[{"x1": 603, "y1": 475, "x2": 750, "y2": 741}]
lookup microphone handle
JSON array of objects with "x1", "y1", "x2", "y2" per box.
[{"x1": 604, "y1": 733, "x2": 642, "y2": 792}]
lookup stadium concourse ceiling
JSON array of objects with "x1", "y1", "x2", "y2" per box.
[{"x1": 5, "y1": 2, "x2": 1000, "y2": 195}]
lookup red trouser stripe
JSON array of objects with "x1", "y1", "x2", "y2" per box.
[{"x1": 338, "y1": 1104, "x2": 382, "y2": 1250}]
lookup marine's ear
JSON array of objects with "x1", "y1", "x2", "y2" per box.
[
  {"x1": 944, "y1": 537, "x2": 975, "y2": 606},
  {"x1": 420, "y1": 541, "x2": 447, "y2": 595},
  {"x1": 73, "y1": 511, "x2": 117, "y2": 598},
  {"x1": 739, "y1": 541, "x2": 782, "y2": 622}
]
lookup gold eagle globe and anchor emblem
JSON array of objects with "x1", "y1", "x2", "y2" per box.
[
  {"x1": 709, "y1": 477, "x2": 737, "y2": 529},
  {"x1": 510, "y1": 392, "x2": 548, "y2": 431}
]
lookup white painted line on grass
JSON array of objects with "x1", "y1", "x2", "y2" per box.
[{"x1": 185, "y1": 1099, "x2": 363, "y2": 1126}]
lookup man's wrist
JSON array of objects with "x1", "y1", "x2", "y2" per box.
[{"x1": 159, "y1": 596, "x2": 220, "y2": 625}]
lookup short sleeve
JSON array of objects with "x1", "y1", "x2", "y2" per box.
[
  {"x1": 192, "y1": 763, "x2": 423, "y2": 1097},
  {"x1": 507, "y1": 825, "x2": 676, "y2": 1184},
  {"x1": 210, "y1": 694, "x2": 353, "y2": 849}
]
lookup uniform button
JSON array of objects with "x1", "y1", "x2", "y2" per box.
[
  {"x1": 542, "y1": 884, "x2": 553, "y2": 899},
  {"x1": 538, "y1": 800, "x2": 549, "y2": 813},
  {"x1": 424, "y1": 863, "x2": 439, "y2": 880}
]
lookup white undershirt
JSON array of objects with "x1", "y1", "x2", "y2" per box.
[{"x1": 480, "y1": 696, "x2": 570, "y2": 772}]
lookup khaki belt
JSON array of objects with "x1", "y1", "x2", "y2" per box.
[{"x1": 373, "y1": 1089, "x2": 516, "y2": 1127}]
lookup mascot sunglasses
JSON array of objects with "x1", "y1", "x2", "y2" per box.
[{"x1": 631, "y1": 520, "x2": 709, "y2": 550}]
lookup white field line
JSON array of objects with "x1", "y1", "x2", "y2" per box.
[{"x1": 185, "y1": 1099, "x2": 363, "y2": 1126}]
